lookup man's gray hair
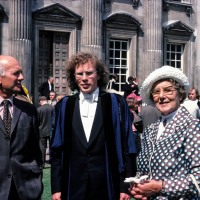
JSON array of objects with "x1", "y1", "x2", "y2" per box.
[{"x1": 0, "y1": 62, "x2": 5, "y2": 76}]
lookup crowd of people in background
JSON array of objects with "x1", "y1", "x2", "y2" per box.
[{"x1": 0, "y1": 52, "x2": 199, "y2": 200}]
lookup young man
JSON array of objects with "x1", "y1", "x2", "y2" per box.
[
  {"x1": 0, "y1": 55, "x2": 43, "y2": 199},
  {"x1": 182, "y1": 87, "x2": 200, "y2": 119},
  {"x1": 51, "y1": 52, "x2": 137, "y2": 200}
]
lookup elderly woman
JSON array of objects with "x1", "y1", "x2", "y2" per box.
[{"x1": 129, "y1": 66, "x2": 200, "y2": 199}]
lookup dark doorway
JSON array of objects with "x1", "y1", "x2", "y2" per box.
[{"x1": 38, "y1": 30, "x2": 70, "y2": 96}]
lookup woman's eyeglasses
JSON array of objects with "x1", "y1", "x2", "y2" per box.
[{"x1": 151, "y1": 86, "x2": 177, "y2": 97}]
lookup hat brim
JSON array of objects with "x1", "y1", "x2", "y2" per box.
[
  {"x1": 126, "y1": 93, "x2": 142, "y2": 102},
  {"x1": 140, "y1": 65, "x2": 190, "y2": 105}
]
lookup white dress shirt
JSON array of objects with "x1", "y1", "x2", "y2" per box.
[
  {"x1": 48, "y1": 81, "x2": 52, "y2": 91},
  {"x1": 79, "y1": 88, "x2": 99, "y2": 142}
]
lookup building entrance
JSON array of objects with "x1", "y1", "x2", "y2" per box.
[{"x1": 38, "y1": 30, "x2": 70, "y2": 96}]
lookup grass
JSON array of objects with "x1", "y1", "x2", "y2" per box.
[
  {"x1": 41, "y1": 165, "x2": 135, "y2": 200},
  {"x1": 42, "y1": 165, "x2": 51, "y2": 200}
]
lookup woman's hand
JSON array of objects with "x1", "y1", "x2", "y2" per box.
[{"x1": 129, "y1": 180, "x2": 163, "y2": 199}]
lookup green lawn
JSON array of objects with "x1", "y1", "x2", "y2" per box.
[
  {"x1": 42, "y1": 166, "x2": 51, "y2": 200},
  {"x1": 41, "y1": 166, "x2": 135, "y2": 200}
]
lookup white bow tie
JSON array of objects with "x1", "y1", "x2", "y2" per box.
[
  {"x1": 80, "y1": 93, "x2": 98, "y2": 103},
  {"x1": 84, "y1": 94, "x2": 93, "y2": 101}
]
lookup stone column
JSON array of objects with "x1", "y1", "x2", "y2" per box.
[
  {"x1": 143, "y1": 0, "x2": 162, "y2": 77},
  {"x1": 194, "y1": 2, "x2": 200, "y2": 90},
  {"x1": 81, "y1": 0, "x2": 102, "y2": 58},
  {"x1": 9, "y1": 0, "x2": 32, "y2": 92}
]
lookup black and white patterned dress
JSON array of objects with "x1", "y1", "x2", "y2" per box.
[{"x1": 138, "y1": 106, "x2": 200, "y2": 200}]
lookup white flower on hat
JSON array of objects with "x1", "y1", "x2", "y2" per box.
[{"x1": 140, "y1": 65, "x2": 190, "y2": 105}]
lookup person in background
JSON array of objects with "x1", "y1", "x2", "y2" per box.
[
  {"x1": 123, "y1": 76, "x2": 139, "y2": 98},
  {"x1": 51, "y1": 52, "x2": 137, "y2": 200},
  {"x1": 129, "y1": 66, "x2": 200, "y2": 199},
  {"x1": 188, "y1": 87, "x2": 200, "y2": 111},
  {"x1": 39, "y1": 76, "x2": 54, "y2": 99},
  {"x1": 140, "y1": 105, "x2": 161, "y2": 130},
  {"x1": 182, "y1": 87, "x2": 200, "y2": 119},
  {"x1": 126, "y1": 93, "x2": 143, "y2": 155},
  {"x1": 188, "y1": 87, "x2": 199, "y2": 101},
  {"x1": 37, "y1": 96, "x2": 54, "y2": 168},
  {"x1": 48, "y1": 91, "x2": 57, "y2": 106},
  {"x1": 126, "y1": 92, "x2": 143, "y2": 132},
  {"x1": 0, "y1": 55, "x2": 43, "y2": 200},
  {"x1": 132, "y1": 77, "x2": 139, "y2": 95},
  {"x1": 123, "y1": 76, "x2": 134, "y2": 98},
  {"x1": 106, "y1": 74, "x2": 118, "y2": 91}
]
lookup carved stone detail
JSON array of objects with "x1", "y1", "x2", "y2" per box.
[{"x1": 33, "y1": 3, "x2": 82, "y2": 24}]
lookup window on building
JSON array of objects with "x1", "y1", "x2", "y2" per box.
[
  {"x1": 104, "y1": 12, "x2": 142, "y2": 94},
  {"x1": 109, "y1": 39, "x2": 129, "y2": 91},
  {"x1": 165, "y1": 43, "x2": 184, "y2": 69}
]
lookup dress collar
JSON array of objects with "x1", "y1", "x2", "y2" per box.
[{"x1": 161, "y1": 107, "x2": 180, "y2": 123}]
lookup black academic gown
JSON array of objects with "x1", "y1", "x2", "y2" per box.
[{"x1": 51, "y1": 92, "x2": 137, "y2": 200}]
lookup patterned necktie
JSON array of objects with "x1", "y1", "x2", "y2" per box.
[{"x1": 3, "y1": 100, "x2": 12, "y2": 136}]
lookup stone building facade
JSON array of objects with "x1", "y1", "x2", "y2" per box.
[{"x1": 0, "y1": 0, "x2": 198, "y2": 102}]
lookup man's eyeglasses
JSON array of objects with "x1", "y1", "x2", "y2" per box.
[
  {"x1": 74, "y1": 71, "x2": 97, "y2": 78},
  {"x1": 151, "y1": 86, "x2": 177, "y2": 97}
]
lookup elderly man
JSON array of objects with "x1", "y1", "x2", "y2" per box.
[
  {"x1": 48, "y1": 91, "x2": 57, "y2": 106},
  {"x1": 51, "y1": 52, "x2": 137, "y2": 200},
  {"x1": 0, "y1": 55, "x2": 43, "y2": 200}
]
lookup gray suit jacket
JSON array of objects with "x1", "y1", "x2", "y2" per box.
[
  {"x1": 0, "y1": 97, "x2": 43, "y2": 200},
  {"x1": 37, "y1": 103, "x2": 54, "y2": 137}
]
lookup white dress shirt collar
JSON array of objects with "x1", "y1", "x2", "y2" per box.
[
  {"x1": 79, "y1": 88, "x2": 99, "y2": 103},
  {"x1": 0, "y1": 96, "x2": 14, "y2": 118},
  {"x1": 0, "y1": 96, "x2": 13, "y2": 106}
]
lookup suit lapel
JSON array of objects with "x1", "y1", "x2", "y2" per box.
[
  {"x1": 11, "y1": 103, "x2": 21, "y2": 135},
  {"x1": 0, "y1": 99, "x2": 22, "y2": 136},
  {"x1": 88, "y1": 99, "x2": 103, "y2": 146},
  {"x1": 88, "y1": 92, "x2": 110, "y2": 146},
  {"x1": 72, "y1": 99, "x2": 88, "y2": 148}
]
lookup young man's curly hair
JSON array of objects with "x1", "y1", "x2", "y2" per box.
[{"x1": 66, "y1": 52, "x2": 109, "y2": 91}]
